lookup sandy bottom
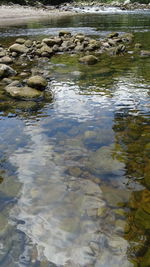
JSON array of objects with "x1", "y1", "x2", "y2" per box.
[{"x1": 0, "y1": 5, "x2": 74, "y2": 26}]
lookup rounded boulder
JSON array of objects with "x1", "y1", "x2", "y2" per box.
[{"x1": 27, "y1": 75, "x2": 48, "y2": 91}]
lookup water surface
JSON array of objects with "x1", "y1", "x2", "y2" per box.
[{"x1": 0, "y1": 10, "x2": 150, "y2": 267}]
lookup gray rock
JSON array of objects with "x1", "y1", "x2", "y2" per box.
[
  {"x1": 134, "y1": 43, "x2": 142, "y2": 49},
  {"x1": 15, "y1": 38, "x2": 26, "y2": 44},
  {"x1": 24, "y1": 39, "x2": 33, "y2": 48},
  {"x1": 2, "y1": 78, "x2": 12, "y2": 85},
  {"x1": 79, "y1": 55, "x2": 98, "y2": 65},
  {"x1": 40, "y1": 45, "x2": 53, "y2": 56},
  {"x1": 107, "y1": 32, "x2": 119, "y2": 39},
  {"x1": 74, "y1": 44, "x2": 84, "y2": 52},
  {"x1": 42, "y1": 37, "x2": 62, "y2": 46},
  {"x1": 0, "y1": 64, "x2": 16, "y2": 79},
  {"x1": 140, "y1": 50, "x2": 150, "y2": 57},
  {"x1": 59, "y1": 31, "x2": 71, "y2": 37},
  {"x1": 121, "y1": 33, "x2": 134, "y2": 44},
  {"x1": 101, "y1": 185, "x2": 130, "y2": 207},
  {"x1": 75, "y1": 34, "x2": 85, "y2": 42},
  {"x1": 9, "y1": 44, "x2": 28, "y2": 54},
  {"x1": 0, "y1": 49, "x2": 6, "y2": 58},
  {"x1": 107, "y1": 44, "x2": 126, "y2": 55},
  {"x1": 0, "y1": 56, "x2": 13, "y2": 64},
  {"x1": 5, "y1": 86, "x2": 43, "y2": 99},
  {"x1": 8, "y1": 80, "x2": 20, "y2": 87},
  {"x1": 27, "y1": 75, "x2": 48, "y2": 91}
]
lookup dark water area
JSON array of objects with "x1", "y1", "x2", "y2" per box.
[{"x1": 0, "y1": 9, "x2": 150, "y2": 267}]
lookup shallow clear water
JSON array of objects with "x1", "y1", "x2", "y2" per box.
[{"x1": 0, "y1": 10, "x2": 150, "y2": 267}]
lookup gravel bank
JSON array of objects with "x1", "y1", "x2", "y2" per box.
[{"x1": 0, "y1": 5, "x2": 74, "y2": 26}]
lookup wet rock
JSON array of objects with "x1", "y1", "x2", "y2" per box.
[
  {"x1": 59, "y1": 31, "x2": 71, "y2": 37},
  {"x1": 134, "y1": 43, "x2": 142, "y2": 49},
  {"x1": 60, "y1": 217, "x2": 80, "y2": 233},
  {"x1": 0, "y1": 56, "x2": 13, "y2": 64},
  {"x1": 107, "y1": 32, "x2": 119, "y2": 38},
  {"x1": 107, "y1": 44, "x2": 126, "y2": 55},
  {"x1": 27, "y1": 76, "x2": 48, "y2": 91},
  {"x1": 9, "y1": 44, "x2": 28, "y2": 54},
  {"x1": 11, "y1": 52, "x2": 18, "y2": 58},
  {"x1": 0, "y1": 49, "x2": 6, "y2": 58},
  {"x1": 5, "y1": 86, "x2": 43, "y2": 99},
  {"x1": 24, "y1": 39, "x2": 33, "y2": 48},
  {"x1": 115, "y1": 219, "x2": 126, "y2": 233},
  {"x1": 52, "y1": 44, "x2": 60, "y2": 52},
  {"x1": 74, "y1": 44, "x2": 84, "y2": 52},
  {"x1": 108, "y1": 38, "x2": 122, "y2": 46},
  {"x1": 101, "y1": 185, "x2": 130, "y2": 207},
  {"x1": 113, "y1": 208, "x2": 126, "y2": 217},
  {"x1": 89, "y1": 241, "x2": 100, "y2": 256},
  {"x1": 88, "y1": 145, "x2": 125, "y2": 175},
  {"x1": 68, "y1": 167, "x2": 82, "y2": 177},
  {"x1": 0, "y1": 64, "x2": 16, "y2": 79},
  {"x1": 19, "y1": 72, "x2": 29, "y2": 78},
  {"x1": 121, "y1": 33, "x2": 134, "y2": 43},
  {"x1": 75, "y1": 34, "x2": 85, "y2": 42},
  {"x1": 85, "y1": 42, "x2": 100, "y2": 52},
  {"x1": 15, "y1": 38, "x2": 26, "y2": 44},
  {"x1": 79, "y1": 55, "x2": 98, "y2": 65},
  {"x1": 8, "y1": 80, "x2": 20, "y2": 87},
  {"x1": 2, "y1": 78, "x2": 12, "y2": 85},
  {"x1": 40, "y1": 45, "x2": 53, "y2": 57},
  {"x1": 42, "y1": 37, "x2": 62, "y2": 46},
  {"x1": 140, "y1": 50, "x2": 150, "y2": 57}
]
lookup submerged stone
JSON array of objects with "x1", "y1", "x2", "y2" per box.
[
  {"x1": 88, "y1": 145, "x2": 125, "y2": 175},
  {"x1": 101, "y1": 185, "x2": 130, "y2": 207},
  {"x1": 79, "y1": 55, "x2": 98, "y2": 65}
]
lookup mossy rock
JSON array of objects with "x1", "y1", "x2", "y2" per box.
[
  {"x1": 5, "y1": 86, "x2": 43, "y2": 100},
  {"x1": 79, "y1": 55, "x2": 98, "y2": 65},
  {"x1": 27, "y1": 75, "x2": 48, "y2": 91}
]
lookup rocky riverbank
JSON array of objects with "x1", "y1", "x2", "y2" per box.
[
  {"x1": 61, "y1": 1, "x2": 150, "y2": 11},
  {"x1": 0, "y1": 5, "x2": 74, "y2": 26}
]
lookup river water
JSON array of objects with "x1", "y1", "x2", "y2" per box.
[{"x1": 0, "y1": 8, "x2": 150, "y2": 267}]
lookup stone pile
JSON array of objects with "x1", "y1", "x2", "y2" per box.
[{"x1": 0, "y1": 31, "x2": 149, "y2": 100}]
